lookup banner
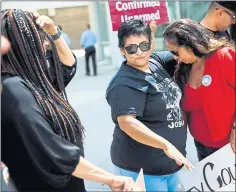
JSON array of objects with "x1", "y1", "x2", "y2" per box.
[
  {"x1": 108, "y1": 1, "x2": 170, "y2": 31},
  {"x1": 179, "y1": 144, "x2": 235, "y2": 191}
]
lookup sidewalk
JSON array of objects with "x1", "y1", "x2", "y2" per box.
[{"x1": 71, "y1": 49, "x2": 116, "y2": 80}]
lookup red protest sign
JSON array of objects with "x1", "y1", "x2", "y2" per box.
[{"x1": 108, "y1": 1, "x2": 170, "y2": 31}]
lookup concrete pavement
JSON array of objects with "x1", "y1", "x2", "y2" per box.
[{"x1": 66, "y1": 54, "x2": 198, "y2": 191}]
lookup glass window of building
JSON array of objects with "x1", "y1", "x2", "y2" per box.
[
  {"x1": 154, "y1": 1, "x2": 211, "y2": 51},
  {"x1": 96, "y1": 2, "x2": 111, "y2": 61}
]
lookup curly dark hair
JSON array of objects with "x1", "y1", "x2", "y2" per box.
[
  {"x1": 118, "y1": 19, "x2": 152, "y2": 48},
  {"x1": 163, "y1": 19, "x2": 235, "y2": 92}
]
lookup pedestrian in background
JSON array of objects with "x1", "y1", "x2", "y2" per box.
[{"x1": 80, "y1": 24, "x2": 97, "y2": 76}]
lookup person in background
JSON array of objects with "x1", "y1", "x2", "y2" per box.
[
  {"x1": 1, "y1": 9, "x2": 134, "y2": 192},
  {"x1": 80, "y1": 24, "x2": 97, "y2": 76},
  {"x1": 163, "y1": 19, "x2": 235, "y2": 161},
  {"x1": 58, "y1": 25, "x2": 71, "y2": 47},
  {"x1": 200, "y1": 1, "x2": 236, "y2": 39},
  {"x1": 106, "y1": 19, "x2": 193, "y2": 192}
]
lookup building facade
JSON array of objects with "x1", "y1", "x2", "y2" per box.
[
  {"x1": 89, "y1": 1, "x2": 211, "y2": 67},
  {"x1": 2, "y1": 1, "x2": 212, "y2": 66}
]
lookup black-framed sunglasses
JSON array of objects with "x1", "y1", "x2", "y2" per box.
[
  {"x1": 170, "y1": 49, "x2": 179, "y2": 56},
  {"x1": 125, "y1": 41, "x2": 151, "y2": 54},
  {"x1": 216, "y1": 8, "x2": 236, "y2": 23}
]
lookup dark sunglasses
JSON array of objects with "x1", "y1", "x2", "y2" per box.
[
  {"x1": 170, "y1": 49, "x2": 179, "y2": 56},
  {"x1": 125, "y1": 41, "x2": 151, "y2": 54}
]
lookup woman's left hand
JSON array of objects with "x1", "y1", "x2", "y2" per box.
[
  {"x1": 229, "y1": 128, "x2": 235, "y2": 153},
  {"x1": 33, "y1": 12, "x2": 57, "y2": 35}
]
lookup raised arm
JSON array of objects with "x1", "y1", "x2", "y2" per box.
[{"x1": 33, "y1": 12, "x2": 75, "y2": 66}]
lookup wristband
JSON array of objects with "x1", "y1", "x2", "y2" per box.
[{"x1": 50, "y1": 27, "x2": 61, "y2": 41}]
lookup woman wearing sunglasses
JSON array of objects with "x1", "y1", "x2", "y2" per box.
[
  {"x1": 106, "y1": 19, "x2": 193, "y2": 192},
  {"x1": 163, "y1": 19, "x2": 235, "y2": 161}
]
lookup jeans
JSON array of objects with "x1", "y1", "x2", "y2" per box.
[
  {"x1": 114, "y1": 165, "x2": 181, "y2": 191},
  {"x1": 194, "y1": 139, "x2": 220, "y2": 161}
]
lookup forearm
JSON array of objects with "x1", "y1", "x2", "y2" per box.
[
  {"x1": 119, "y1": 116, "x2": 168, "y2": 150},
  {"x1": 151, "y1": 32, "x2": 155, "y2": 52},
  {"x1": 72, "y1": 157, "x2": 114, "y2": 185},
  {"x1": 149, "y1": 21, "x2": 156, "y2": 52},
  {"x1": 50, "y1": 26, "x2": 75, "y2": 66}
]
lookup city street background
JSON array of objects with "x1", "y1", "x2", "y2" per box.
[{"x1": 66, "y1": 54, "x2": 199, "y2": 191}]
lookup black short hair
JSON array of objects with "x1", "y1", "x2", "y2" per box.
[
  {"x1": 118, "y1": 19, "x2": 152, "y2": 48},
  {"x1": 58, "y1": 25, "x2": 62, "y2": 30},
  {"x1": 215, "y1": 1, "x2": 236, "y2": 12}
]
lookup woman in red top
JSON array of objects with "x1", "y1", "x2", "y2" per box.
[{"x1": 163, "y1": 19, "x2": 235, "y2": 161}]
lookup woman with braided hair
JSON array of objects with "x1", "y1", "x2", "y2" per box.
[{"x1": 1, "y1": 9, "x2": 134, "y2": 192}]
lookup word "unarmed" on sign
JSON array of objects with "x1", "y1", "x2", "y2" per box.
[{"x1": 121, "y1": 10, "x2": 160, "y2": 22}]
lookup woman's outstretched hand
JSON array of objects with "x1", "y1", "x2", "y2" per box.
[
  {"x1": 109, "y1": 175, "x2": 135, "y2": 192},
  {"x1": 163, "y1": 142, "x2": 194, "y2": 171}
]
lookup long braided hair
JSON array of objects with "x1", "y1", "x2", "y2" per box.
[
  {"x1": 163, "y1": 19, "x2": 235, "y2": 92},
  {"x1": 1, "y1": 9, "x2": 85, "y2": 143}
]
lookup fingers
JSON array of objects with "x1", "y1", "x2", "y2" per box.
[
  {"x1": 123, "y1": 178, "x2": 134, "y2": 192},
  {"x1": 175, "y1": 157, "x2": 183, "y2": 166},
  {"x1": 182, "y1": 158, "x2": 194, "y2": 171},
  {"x1": 149, "y1": 20, "x2": 156, "y2": 25},
  {"x1": 35, "y1": 17, "x2": 44, "y2": 28},
  {"x1": 33, "y1": 12, "x2": 40, "y2": 18},
  {"x1": 39, "y1": 20, "x2": 45, "y2": 28},
  {"x1": 175, "y1": 156, "x2": 194, "y2": 171}
]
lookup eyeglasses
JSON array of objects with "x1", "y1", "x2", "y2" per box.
[
  {"x1": 224, "y1": 10, "x2": 236, "y2": 23},
  {"x1": 124, "y1": 41, "x2": 151, "y2": 54},
  {"x1": 216, "y1": 8, "x2": 236, "y2": 23}
]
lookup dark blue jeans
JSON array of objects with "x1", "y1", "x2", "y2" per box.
[{"x1": 194, "y1": 140, "x2": 220, "y2": 161}]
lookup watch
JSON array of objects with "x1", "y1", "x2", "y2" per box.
[{"x1": 50, "y1": 27, "x2": 61, "y2": 41}]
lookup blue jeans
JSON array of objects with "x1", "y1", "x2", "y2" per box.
[{"x1": 114, "y1": 165, "x2": 181, "y2": 191}]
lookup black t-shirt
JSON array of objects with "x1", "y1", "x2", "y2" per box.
[
  {"x1": 201, "y1": 24, "x2": 230, "y2": 40},
  {"x1": 1, "y1": 60, "x2": 86, "y2": 191},
  {"x1": 45, "y1": 50, "x2": 77, "y2": 90},
  {"x1": 106, "y1": 51, "x2": 187, "y2": 175},
  {"x1": 210, "y1": 29, "x2": 230, "y2": 39}
]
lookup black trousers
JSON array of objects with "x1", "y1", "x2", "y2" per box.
[
  {"x1": 85, "y1": 46, "x2": 97, "y2": 75},
  {"x1": 194, "y1": 139, "x2": 220, "y2": 161}
]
